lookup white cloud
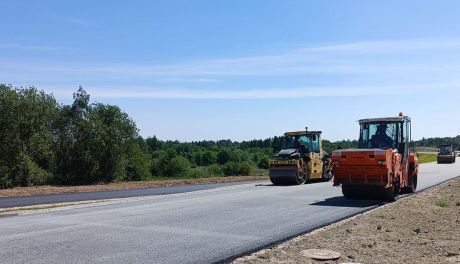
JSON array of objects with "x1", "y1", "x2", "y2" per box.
[
  {"x1": 3, "y1": 37, "x2": 460, "y2": 100},
  {"x1": 303, "y1": 38, "x2": 460, "y2": 53},
  {"x1": 42, "y1": 81, "x2": 460, "y2": 100},
  {"x1": 0, "y1": 44, "x2": 62, "y2": 51}
]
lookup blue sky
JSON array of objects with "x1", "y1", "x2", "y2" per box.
[{"x1": 1, "y1": 0, "x2": 460, "y2": 141}]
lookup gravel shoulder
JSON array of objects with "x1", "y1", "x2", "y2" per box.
[
  {"x1": 0, "y1": 176, "x2": 267, "y2": 198},
  {"x1": 234, "y1": 176, "x2": 460, "y2": 264}
]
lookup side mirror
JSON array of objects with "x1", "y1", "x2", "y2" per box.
[{"x1": 272, "y1": 146, "x2": 278, "y2": 155}]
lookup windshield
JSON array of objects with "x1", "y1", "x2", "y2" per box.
[
  {"x1": 359, "y1": 122, "x2": 399, "y2": 149},
  {"x1": 284, "y1": 135, "x2": 310, "y2": 150},
  {"x1": 283, "y1": 134, "x2": 320, "y2": 153},
  {"x1": 440, "y1": 145, "x2": 452, "y2": 152}
]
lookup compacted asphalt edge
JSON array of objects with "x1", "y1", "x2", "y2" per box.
[{"x1": 0, "y1": 180, "x2": 263, "y2": 209}]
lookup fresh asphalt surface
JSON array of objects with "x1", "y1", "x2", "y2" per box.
[
  {"x1": 1, "y1": 162, "x2": 459, "y2": 264},
  {"x1": 0, "y1": 181, "x2": 262, "y2": 209}
]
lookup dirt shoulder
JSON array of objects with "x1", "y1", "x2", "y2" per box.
[
  {"x1": 234, "y1": 177, "x2": 460, "y2": 264},
  {"x1": 0, "y1": 176, "x2": 268, "y2": 198}
]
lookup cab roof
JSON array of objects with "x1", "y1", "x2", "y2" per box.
[
  {"x1": 359, "y1": 116, "x2": 411, "y2": 124},
  {"x1": 284, "y1": 131, "x2": 322, "y2": 136}
]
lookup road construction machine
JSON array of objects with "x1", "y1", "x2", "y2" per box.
[
  {"x1": 269, "y1": 129, "x2": 333, "y2": 185},
  {"x1": 437, "y1": 144, "x2": 456, "y2": 164},
  {"x1": 332, "y1": 113, "x2": 419, "y2": 201}
]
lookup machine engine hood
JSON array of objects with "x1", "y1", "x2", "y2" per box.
[{"x1": 276, "y1": 149, "x2": 300, "y2": 158}]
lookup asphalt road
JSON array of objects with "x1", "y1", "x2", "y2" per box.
[
  {"x1": 0, "y1": 181, "x2": 262, "y2": 209},
  {"x1": 1, "y1": 162, "x2": 459, "y2": 264}
]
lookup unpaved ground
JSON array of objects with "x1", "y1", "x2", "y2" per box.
[
  {"x1": 0, "y1": 176, "x2": 267, "y2": 198},
  {"x1": 234, "y1": 177, "x2": 460, "y2": 264}
]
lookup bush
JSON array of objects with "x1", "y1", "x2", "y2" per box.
[
  {"x1": 201, "y1": 151, "x2": 217, "y2": 166},
  {"x1": 0, "y1": 164, "x2": 13, "y2": 189},
  {"x1": 222, "y1": 161, "x2": 240, "y2": 176},
  {"x1": 122, "y1": 143, "x2": 152, "y2": 181},
  {"x1": 188, "y1": 167, "x2": 209, "y2": 178},
  {"x1": 217, "y1": 149, "x2": 231, "y2": 165},
  {"x1": 164, "y1": 156, "x2": 191, "y2": 177},
  {"x1": 239, "y1": 161, "x2": 253, "y2": 175},
  {"x1": 258, "y1": 155, "x2": 270, "y2": 169},
  {"x1": 222, "y1": 161, "x2": 253, "y2": 176},
  {"x1": 207, "y1": 164, "x2": 223, "y2": 177},
  {"x1": 25, "y1": 156, "x2": 53, "y2": 186}
]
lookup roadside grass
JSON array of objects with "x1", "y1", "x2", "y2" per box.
[
  {"x1": 417, "y1": 153, "x2": 437, "y2": 164},
  {"x1": 435, "y1": 200, "x2": 449, "y2": 208}
]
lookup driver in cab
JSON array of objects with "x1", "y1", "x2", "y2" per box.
[{"x1": 371, "y1": 123, "x2": 394, "y2": 149}]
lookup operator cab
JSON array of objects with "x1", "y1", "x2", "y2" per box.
[
  {"x1": 275, "y1": 131, "x2": 322, "y2": 160},
  {"x1": 358, "y1": 114, "x2": 411, "y2": 161},
  {"x1": 283, "y1": 132, "x2": 321, "y2": 153},
  {"x1": 439, "y1": 144, "x2": 453, "y2": 154}
]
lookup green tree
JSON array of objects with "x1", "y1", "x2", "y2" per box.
[
  {"x1": 201, "y1": 151, "x2": 217, "y2": 166},
  {"x1": 222, "y1": 161, "x2": 240, "y2": 176},
  {"x1": 0, "y1": 85, "x2": 58, "y2": 187},
  {"x1": 54, "y1": 87, "x2": 98, "y2": 185},
  {"x1": 258, "y1": 155, "x2": 270, "y2": 169},
  {"x1": 151, "y1": 150, "x2": 169, "y2": 176},
  {"x1": 239, "y1": 161, "x2": 253, "y2": 175},
  {"x1": 207, "y1": 164, "x2": 223, "y2": 176},
  {"x1": 0, "y1": 85, "x2": 21, "y2": 187},
  {"x1": 90, "y1": 103, "x2": 138, "y2": 183},
  {"x1": 164, "y1": 156, "x2": 191, "y2": 177},
  {"x1": 121, "y1": 142, "x2": 152, "y2": 181},
  {"x1": 217, "y1": 149, "x2": 231, "y2": 165}
]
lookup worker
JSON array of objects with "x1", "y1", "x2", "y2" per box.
[
  {"x1": 294, "y1": 138, "x2": 301, "y2": 149},
  {"x1": 371, "y1": 123, "x2": 394, "y2": 148}
]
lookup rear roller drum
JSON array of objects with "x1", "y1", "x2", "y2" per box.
[
  {"x1": 342, "y1": 185, "x2": 360, "y2": 199},
  {"x1": 270, "y1": 172, "x2": 305, "y2": 185}
]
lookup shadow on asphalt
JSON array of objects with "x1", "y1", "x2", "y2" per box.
[
  {"x1": 255, "y1": 180, "x2": 330, "y2": 187},
  {"x1": 310, "y1": 196, "x2": 382, "y2": 208}
]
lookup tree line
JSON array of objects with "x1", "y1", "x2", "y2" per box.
[
  {"x1": 0, "y1": 85, "x2": 146, "y2": 188},
  {"x1": 414, "y1": 136, "x2": 460, "y2": 151},
  {"x1": 0, "y1": 85, "x2": 457, "y2": 189}
]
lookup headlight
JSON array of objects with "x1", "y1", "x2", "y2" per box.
[{"x1": 377, "y1": 160, "x2": 386, "y2": 165}]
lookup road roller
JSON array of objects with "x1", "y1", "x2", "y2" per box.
[
  {"x1": 332, "y1": 113, "x2": 419, "y2": 201},
  {"x1": 437, "y1": 144, "x2": 456, "y2": 163},
  {"x1": 269, "y1": 128, "x2": 333, "y2": 185}
]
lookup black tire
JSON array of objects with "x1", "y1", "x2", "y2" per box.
[
  {"x1": 293, "y1": 172, "x2": 306, "y2": 185},
  {"x1": 386, "y1": 178, "x2": 400, "y2": 202},
  {"x1": 412, "y1": 174, "x2": 418, "y2": 191},
  {"x1": 401, "y1": 174, "x2": 417, "y2": 194},
  {"x1": 385, "y1": 187, "x2": 396, "y2": 201},
  {"x1": 321, "y1": 165, "x2": 333, "y2": 182}
]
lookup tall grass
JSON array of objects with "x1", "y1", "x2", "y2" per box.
[{"x1": 417, "y1": 153, "x2": 437, "y2": 164}]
